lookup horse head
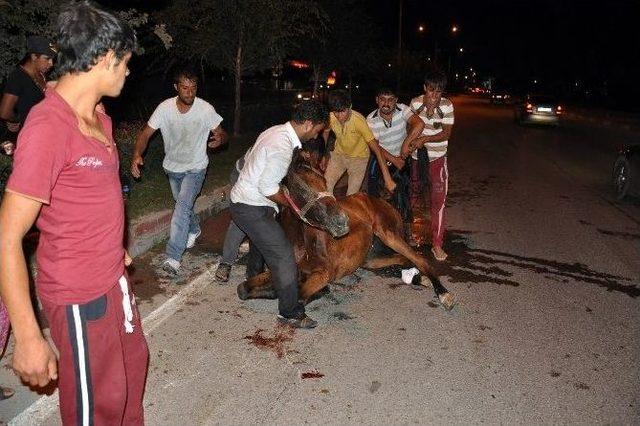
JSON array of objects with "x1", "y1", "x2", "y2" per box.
[{"x1": 283, "y1": 149, "x2": 349, "y2": 238}]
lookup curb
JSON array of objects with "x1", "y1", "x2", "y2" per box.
[{"x1": 126, "y1": 184, "x2": 231, "y2": 258}]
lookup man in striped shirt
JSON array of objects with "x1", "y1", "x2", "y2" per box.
[
  {"x1": 401, "y1": 67, "x2": 454, "y2": 261},
  {"x1": 366, "y1": 87, "x2": 424, "y2": 222}
]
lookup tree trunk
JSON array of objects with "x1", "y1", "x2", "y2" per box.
[
  {"x1": 312, "y1": 66, "x2": 321, "y2": 98},
  {"x1": 233, "y1": 34, "x2": 243, "y2": 136}
]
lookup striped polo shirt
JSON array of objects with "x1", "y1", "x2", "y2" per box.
[
  {"x1": 409, "y1": 96, "x2": 454, "y2": 160},
  {"x1": 366, "y1": 103, "x2": 413, "y2": 157}
]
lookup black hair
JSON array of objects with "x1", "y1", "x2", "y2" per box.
[
  {"x1": 424, "y1": 66, "x2": 447, "y2": 91},
  {"x1": 291, "y1": 100, "x2": 329, "y2": 125},
  {"x1": 55, "y1": 1, "x2": 136, "y2": 75},
  {"x1": 376, "y1": 87, "x2": 397, "y2": 97},
  {"x1": 174, "y1": 68, "x2": 198, "y2": 84},
  {"x1": 327, "y1": 90, "x2": 351, "y2": 112}
]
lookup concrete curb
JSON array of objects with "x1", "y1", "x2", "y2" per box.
[{"x1": 126, "y1": 184, "x2": 231, "y2": 258}]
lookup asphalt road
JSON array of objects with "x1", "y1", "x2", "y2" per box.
[{"x1": 7, "y1": 96, "x2": 640, "y2": 425}]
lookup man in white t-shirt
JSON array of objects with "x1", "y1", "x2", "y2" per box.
[
  {"x1": 131, "y1": 69, "x2": 226, "y2": 274},
  {"x1": 401, "y1": 67, "x2": 454, "y2": 262}
]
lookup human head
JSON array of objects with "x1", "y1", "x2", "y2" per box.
[
  {"x1": 291, "y1": 100, "x2": 329, "y2": 142},
  {"x1": 24, "y1": 35, "x2": 56, "y2": 74},
  {"x1": 375, "y1": 87, "x2": 398, "y2": 116},
  {"x1": 423, "y1": 66, "x2": 447, "y2": 106},
  {"x1": 327, "y1": 90, "x2": 351, "y2": 124},
  {"x1": 55, "y1": 1, "x2": 136, "y2": 96},
  {"x1": 173, "y1": 68, "x2": 198, "y2": 106}
]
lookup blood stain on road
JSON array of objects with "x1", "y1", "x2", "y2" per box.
[
  {"x1": 243, "y1": 325, "x2": 295, "y2": 358},
  {"x1": 301, "y1": 370, "x2": 325, "y2": 379}
]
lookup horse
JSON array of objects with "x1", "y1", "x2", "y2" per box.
[{"x1": 236, "y1": 150, "x2": 455, "y2": 310}]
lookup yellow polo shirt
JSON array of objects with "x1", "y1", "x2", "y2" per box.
[{"x1": 330, "y1": 110, "x2": 374, "y2": 158}]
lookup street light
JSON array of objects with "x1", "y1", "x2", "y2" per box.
[
  {"x1": 459, "y1": 47, "x2": 464, "y2": 53},
  {"x1": 452, "y1": 25, "x2": 458, "y2": 33},
  {"x1": 418, "y1": 25, "x2": 425, "y2": 32}
]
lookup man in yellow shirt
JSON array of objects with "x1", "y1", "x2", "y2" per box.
[{"x1": 323, "y1": 90, "x2": 396, "y2": 196}]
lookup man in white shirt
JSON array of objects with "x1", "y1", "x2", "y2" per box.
[
  {"x1": 230, "y1": 100, "x2": 328, "y2": 329},
  {"x1": 131, "y1": 69, "x2": 226, "y2": 274},
  {"x1": 366, "y1": 87, "x2": 424, "y2": 222},
  {"x1": 401, "y1": 67, "x2": 454, "y2": 262}
]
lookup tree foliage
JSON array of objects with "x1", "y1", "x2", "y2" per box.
[
  {"x1": 0, "y1": 0, "x2": 148, "y2": 80},
  {"x1": 158, "y1": 0, "x2": 324, "y2": 135},
  {"x1": 0, "y1": 0, "x2": 62, "y2": 79}
]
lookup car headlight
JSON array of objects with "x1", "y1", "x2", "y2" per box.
[{"x1": 297, "y1": 93, "x2": 303, "y2": 99}]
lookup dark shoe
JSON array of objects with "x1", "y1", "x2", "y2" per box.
[
  {"x1": 0, "y1": 386, "x2": 14, "y2": 401},
  {"x1": 215, "y1": 262, "x2": 231, "y2": 282},
  {"x1": 277, "y1": 314, "x2": 318, "y2": 329}
]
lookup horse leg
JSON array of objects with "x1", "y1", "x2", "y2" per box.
[
  {"x1": 363, "y1": 253, "x2": 413, "y2": 269},
  {"x1": 376, "y1": 230, "x2": 456, "y2": 310},
  {"x1": 237, "y1": 271, "x2": 277, "y2": 300},
  {"x1": 299, "y1": 271, "x2": 332, "y2": 304}
]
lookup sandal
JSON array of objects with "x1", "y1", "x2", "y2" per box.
[
  {"x1": 431, "y1": 246, "x2": 448, "y2": 262},
  {"x1": 0, "y1": 386, "x2": 15, "y2": 401}
]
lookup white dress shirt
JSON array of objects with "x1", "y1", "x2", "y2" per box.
[{"x1": 230, "y1": 122, "x2": 301, "y2": 211}]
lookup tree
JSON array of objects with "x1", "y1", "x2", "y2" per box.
[
  {"x1": 159, "y1": 0, "x2": 323, "y2": 136},
  {"x1": 0, "y1": 1, "x2": 148, "y2": 80},
  {"x1": 300, "y1": 0, "x2": 379, "y2": 96},
  {"x1": 0, "y1": 0, "x2": 62, "y2": 79}
]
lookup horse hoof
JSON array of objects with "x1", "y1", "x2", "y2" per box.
[
  {"x1": 438, "y1": 292, "x2": 456, "y2": 311},
  {"x1": 237, "y1": 282, "x2": 249, "y2": 300}
]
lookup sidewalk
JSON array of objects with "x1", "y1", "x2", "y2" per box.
[{"x1": 0, "y1": 181, "x2": 235, "y2": 424}]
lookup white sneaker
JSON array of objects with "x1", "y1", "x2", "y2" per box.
[
  {"x1": 162, "y1": 258, "x2": 180, "y2": 275},
  {"x1": 186, "y1": 230, "x2": 201, "y2": 249}
]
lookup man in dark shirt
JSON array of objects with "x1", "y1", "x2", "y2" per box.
[{"x1": 0, "y1": 36, "x2": 55, "y2": 153}]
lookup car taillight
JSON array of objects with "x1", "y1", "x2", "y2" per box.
[
  {"x1": 526, "y1": 103, "x2": 533, "y2": 112},
  {"x1": 556, "y1": 105, "x2": 562, "y2": 114}
]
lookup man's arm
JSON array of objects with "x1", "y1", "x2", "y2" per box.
[
  {"x1": 130, "y1": 124, "x2": 156, "y2": 178},
  {"x1": 208, "y1": 125, "x2": 228, "y2": 149},
  {"x1": 0, "y1": 192, "x2": 58, "y2": 387},
  {"x1": 400, "y1": 114, "x2": 426, "y2": 159},
  {"x1": 0, "y1": 93, "x2": 20, "y2": 131},
  {"x1": 367, "y1": 139, "x2": 397, "y2": 193},
  {"x1": 406, "y1": 124, "x2": 453, "y2": 152}
]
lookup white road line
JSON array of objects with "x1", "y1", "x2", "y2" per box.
[{"x1": 9, "y1": 263, "x2": 218, "y2": 426}]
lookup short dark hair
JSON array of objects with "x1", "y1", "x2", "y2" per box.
[
  {"x1": 376, "y1": 87, "x2": 397, "y2": 97},
  {"x1": 174, "y1": 68, "x2": 198, "y2": 84},
  {"x1": 424, "y1": 66, "x2": 447, "y2": 91},
  {"x1": 291, "y1": 100, "x2": 329, "y2": 125},
  {"x1": 55, "y1": 1, "x2": 136, "y2": 75},
  {"x1": 327, "y1": 90, "x2": 351, "y2": 112}
]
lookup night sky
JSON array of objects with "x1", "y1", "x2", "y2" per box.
[
  {"x1": 370, "y1": 0, "x2": 640, "y2": 105},
  {"x1": 103, "y1": 0, "x2": 639, "y2": 109}
]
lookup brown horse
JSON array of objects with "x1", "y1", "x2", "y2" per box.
[{"x1": 236, "y1": 150, "x2": 455, "y2": 309}]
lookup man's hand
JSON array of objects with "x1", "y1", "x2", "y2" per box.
[
  {"x1": 208, "y1": 126, "x2": 227, "y2": 149},
  {"x1": 319, "y1": 156, "x2": 328, "y2": 172},
  {"x1": 6, "y1": 122, "x2": 20, "y2": 132},
  {"x1": 384, "y1": 177, "x2": 397, "y2": 194},
  {"x1": 389, "y1": 155, "x2": 405, "y2": 170},
  {"x1": 124, "y1": 250, "x2": 132, "y2": 267},
  {"x1": 207, "y1": 132, "x2": 222, "y2": 149},
  {"x1": 2, "y1": 142, "x2": 14, "y2": 156},
  {"x1": 12, "y1": 336, "x2": 58, "y2": 387},
  {"x1": 130, "y1": 154, "x2": 144, "y2": 179}
]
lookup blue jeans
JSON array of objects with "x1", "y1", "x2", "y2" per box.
[{"x1": 165, "y1": 168, "x2": 206, "y2": 262}]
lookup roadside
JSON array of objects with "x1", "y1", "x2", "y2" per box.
[{"x1": 2, "y1": 96, "x2": 639, "y2": 424}]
